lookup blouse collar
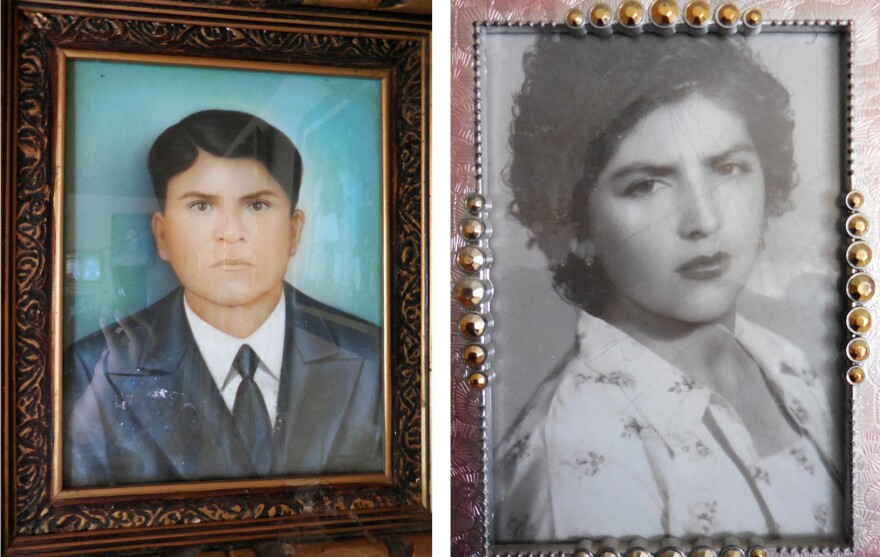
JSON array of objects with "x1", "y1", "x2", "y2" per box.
[{"x1": 574, "y1": 310, "x2": 836, "y2": 467}]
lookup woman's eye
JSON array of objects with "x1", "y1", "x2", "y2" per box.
[
  {"x1": 715, "y1": 161, "x2": 751, "y2": 177},
  {"x1": 622, "y1": 179, "x2": 667, "y2": 198}
]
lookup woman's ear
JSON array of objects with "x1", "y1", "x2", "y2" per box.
[{"x1": 571, "y1": 238, "x2": 596, "y2": 267}]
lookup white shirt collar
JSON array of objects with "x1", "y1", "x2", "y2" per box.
[{"x1": 183, "y1": 292, "x2": 286, "y2": 422}]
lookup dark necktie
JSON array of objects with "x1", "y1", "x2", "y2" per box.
[{"x1": 231, "y1": 344, "x2": 272, "y2": 474}]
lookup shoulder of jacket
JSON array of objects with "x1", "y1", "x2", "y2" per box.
[{"x1": 289, "y1": 285, "x2": 380, "y2": 359}]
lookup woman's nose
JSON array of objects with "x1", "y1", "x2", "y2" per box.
[{"x1": 677, "y1": 180, "x2": 722, "y2": 239}]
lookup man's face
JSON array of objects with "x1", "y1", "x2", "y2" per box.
[{"x1": 152, "y1": 150, "x2": 304, "y2": 313}]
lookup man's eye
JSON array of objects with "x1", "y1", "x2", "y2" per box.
[
  {"x1": 189, "y1": 202, "x2": 212, "y2": 212},
  {"x1": 622, "y1": 179, "x2": 667, "y2": 198},
  {"x1": 250, "y1": 201, "x2": 270, "y2": 211}
]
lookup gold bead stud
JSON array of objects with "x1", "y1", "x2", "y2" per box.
[
  {"x1": 691, "y1": 548, "x2": 717, "y2": 557},
  {"x1": 467, "y1": 371, "x2": 488, "y2": 390},
  {"x1": 848, "y1": 272, "x2": 875, "y2": 303},
  {"x1": 743, "y1": 7, "x2": 762, "y2": 27},
  {"x1": 721, "y1": 548, "x2": 745, "y2": 557},
  {"x1": 465, "y1": 193, "x2": 485, "y2": 213},
  {"x1": 716, "y1": 3, "x2": 740, "y2": 27},
  {"x1": 748, "y1": 548, "x2": 767, "y2": 557},
  {"x1": 847, "y1": 338, "x2": 870, "y2": 362},
  {"x1": 846, "y1": 191, "x2": 866, "y2": 211},
  {"x1": 459, "y1": 312, "x2": 487, "y2": 337},
  {"x1": 455, "y1": 277, "x2": 486, "y2": 307},
  {"x1": 684, "y1": 0, "x2": 711, "y2": 26},
  {"x1": 848, "y1": 241, "x2": 873, "y2": 268},
  {"x1": 463, "y1": 344, "x2": 487, "y2": 367},
  {"x1": 458, "y1": 246, "x2": 487, "y2": 272},
  {"x1": 848, "y1": 366, "x2": 866, "y2": 385},
  {"x1": 626, "y1": 549, "x2": 651, "y2": 557},
  {"x1": 590, "y1": 3, "x2": 614, "y2": 27},
  {"x1": 460, "y1": 218, "x2": 485, "y2": 241},
  {"x1": 618, "y1": 1, "x2": 646, "y2": 27},
  {"x1": 848, "y1": 307, "x2": 873, "y2": 334},
  {"x1": 566, "y1": 7, "x2": 586, "y2": 27},
  {"x1": 658, "y1": 550, "x2": 686, "y2": 557},
  {"x1": 596, "y1": 552, "x2": 620, "y2": 557},
  {"x1": 650, "y1": 0, "x2": 679, "y2": 26},
  {"x1": 575, "y1": 550, "x2": 593, "y2": 557},
  {"x1": 847, "y1": 214, "x2": 870, "y2": 238}
]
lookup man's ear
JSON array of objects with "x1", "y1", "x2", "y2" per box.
[
  {"x1": 289, "y1": 209, "x2": 305, "y2": 256},
  {"x1": 151, "y1": 212, "x2": 170, "y2": 262}
]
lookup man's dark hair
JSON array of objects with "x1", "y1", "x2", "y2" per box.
[{"x1": 148, "y1": 110, "x2": 303, "y2": 211}]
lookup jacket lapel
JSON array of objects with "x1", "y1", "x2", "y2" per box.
[
  {"x1": 273, "y1": 287, "x2": 365, "y2": 474},
  {"x1": 185, "y1": 345, "x2": 256, "y2": 479},
  {"x1": 106, "y1": 286, "x2": 369, "y2": 480},
  {"x1": 107, "y1": 288, "x2": 251, "y2": 481}
]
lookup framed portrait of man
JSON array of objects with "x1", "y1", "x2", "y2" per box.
[
  {"x1": 61, "y1": 60, "x2": 388, "y2": 489},
  {"x1": 2, "y1": 1, "x2": 430, "y2": 555},
  {"x1": 452, "y1": 1, "x2": 880, "y2": 556}
]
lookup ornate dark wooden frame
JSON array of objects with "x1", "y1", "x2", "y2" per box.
[{"x1": 1, "y1": 1, "x2": 430, "y2": 555}]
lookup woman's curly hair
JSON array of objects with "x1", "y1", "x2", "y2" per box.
[{"x1": 506, "y1": 33, "x2": 797, "y2": 316}]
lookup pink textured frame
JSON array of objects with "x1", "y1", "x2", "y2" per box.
[{"x1": 451, "y1": 0, "x2": 880, "y2": 555}]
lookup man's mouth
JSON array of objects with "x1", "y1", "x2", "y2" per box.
[
  {"x1": 211, "y1": 258, "x2": 253, "y2": 269},
  {"x1": 675, "y1": 252, "x2": 731, "y2": 280}
]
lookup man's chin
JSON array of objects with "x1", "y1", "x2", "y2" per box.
[{"x1": 185, "y1": 288, "x2": 281, "y2": 311}]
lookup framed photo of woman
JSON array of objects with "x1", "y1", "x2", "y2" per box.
[{"x1": 452, "y1": 1, "x2": 880, "y2": 555}]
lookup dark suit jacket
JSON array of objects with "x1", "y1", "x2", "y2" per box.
[{"x1": 63, "y1": 284, "x2": 384, "y2": 487}]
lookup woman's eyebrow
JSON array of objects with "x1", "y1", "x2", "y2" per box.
[
  {"x1": 706, "y1": 143, "x2": 756, "y2": 165},
  {"x1": 607, "y1": 163, "x2": 677, "y2": 181},
  {"x1": 607, "y1": 143, "x2": 758, "y2": 182}
]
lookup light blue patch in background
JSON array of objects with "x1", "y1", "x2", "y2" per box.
[{"x1": 63, "y1": 59, "x2": 383, "y2": 344}]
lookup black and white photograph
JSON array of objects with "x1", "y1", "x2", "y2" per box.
[{"x1": 485, "y1": 31, "x2": 847, "y2": 543}]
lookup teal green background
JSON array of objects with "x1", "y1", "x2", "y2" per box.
[{"x1": 63, "y1": 59, "x2": 383, "y2": 344}]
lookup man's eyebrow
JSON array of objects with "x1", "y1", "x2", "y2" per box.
[
  {"x1": 178, "y1": 191, "x2": 219, "y2": 201},
  {"x1": 240, "y1": 190, "x2": 284, "y2": 201}
]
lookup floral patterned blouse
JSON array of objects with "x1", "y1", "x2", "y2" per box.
[{"x1": 494, "y1": 311, "x2": 843, "y2": 543}]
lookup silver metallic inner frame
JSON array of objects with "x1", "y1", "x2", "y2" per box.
[{"x1": 450, "y1": 1, "x2": 880, "y2": 555}]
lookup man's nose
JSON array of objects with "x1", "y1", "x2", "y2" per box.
[
  {"x1": 677, "y1": 176, "x2": 721, "y2": 240},
  {"x1": 216, "y1": 208, "x2": 247, "y2": 243}
]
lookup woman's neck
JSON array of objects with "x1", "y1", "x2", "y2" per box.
[
  {"x1": 599, "y1": 293, "x2": 802, "y2": 458},
  {"x1": 599, "y1": 294, "x2": 738, "y2": 392}
]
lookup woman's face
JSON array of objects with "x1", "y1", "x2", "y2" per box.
[{"x1": 584, "y1": 93, "x2": 766, "y2": 325}]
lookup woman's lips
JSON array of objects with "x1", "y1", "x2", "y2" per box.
[{"x1": 675, "y1": 252, "x2": 731, "y2": 280}]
